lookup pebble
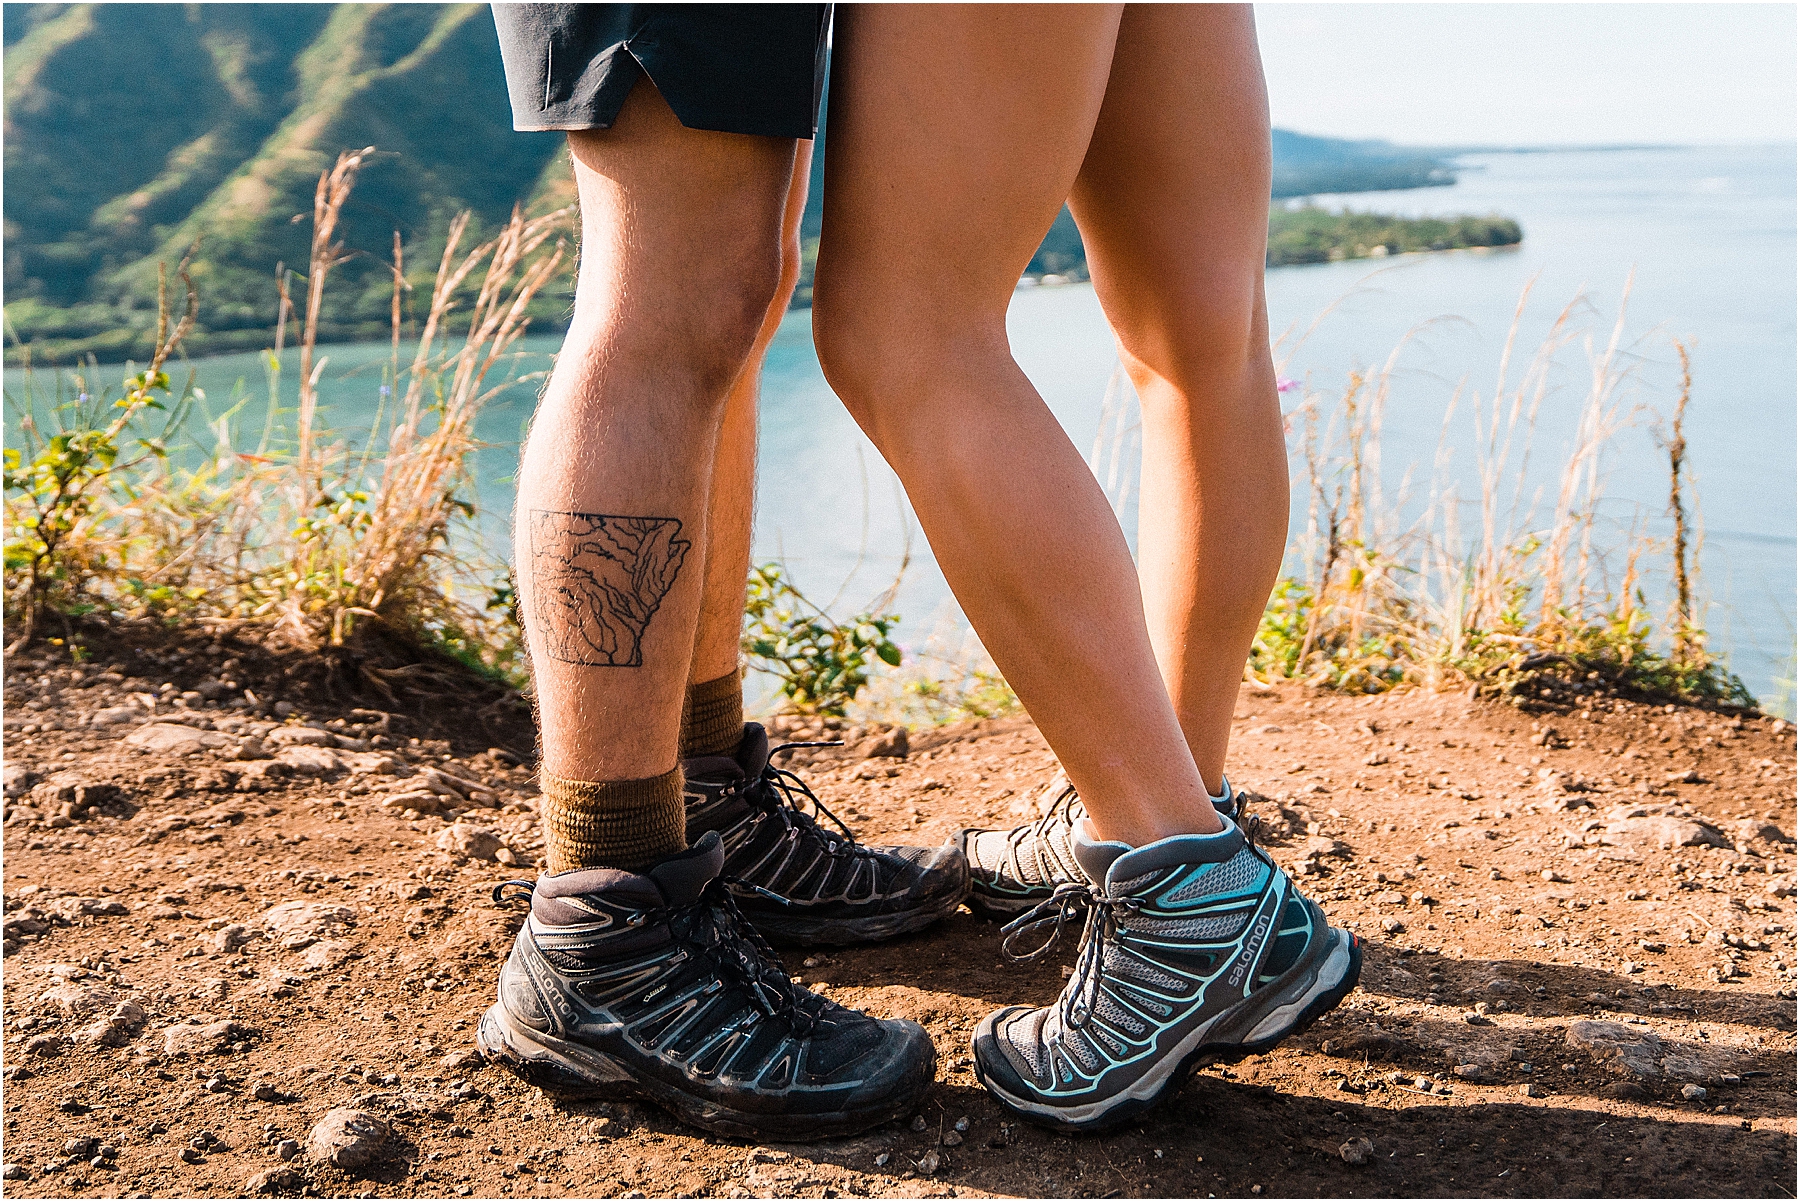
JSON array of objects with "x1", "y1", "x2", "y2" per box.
[
  {"x1": 163, "y1": 1019, "x2": 241, "y2": 1058},
  {"x1": 874, "y1": 1153, "x2": 891, "y2": 1168},
  {"x1": 1681, "y1": 1084, "x2": 1708, "y2": 1102},
  {"x1": 440, "y1": 1048, "x2": 484, "y2": 1071},
  {"x1": 1381, "y1": 918, "x2": 1405, "y2": 933},
  {"x1": 1520, "y1": 1083, "x2": 1547, "y2": 1098},
  {"x1": 910, "y1": 1115, "x2": 928, "y2": 1132},
  {"x1": 275, "y1": 1140, "x2": 300, "y2": 1161},
  {"x1": 1603, "y1": 1082, "x2": 1650, "y2": 1100},
  {"x1": 307, "y1": 1108, "x2": 390, "y2": 1169},
  {"x1": 435, "y1": 823, "x2": 506, "y2": 862},
  {"x1": 179, "y1": 1147, "x2": 206, "y2": 1164},
  {"x1": 252, "y1": 1081, "x2": 280, "y2": 1101},
  {"x1": 915, "y1": 1150, "x2": 941, "y2": 1175},
  {"x1": 1338, "y1": 1137, "x2": 1375, "y2": 1165},
  {"x1": 0, "y1": 1164, "x2": 23, "y2": 1180},
  {"x1": 244, "y1": 1166, "x2": 305, "y2": 1195},
  {"x1": 954, "y1": 1116, "x2": 970, "y2": 1132}
]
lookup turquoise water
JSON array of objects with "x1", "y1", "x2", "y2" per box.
[{"x1": 8, "y1": 144, "x2": 1794, "y2": 711}]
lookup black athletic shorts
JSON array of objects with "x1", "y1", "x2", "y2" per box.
[{"x1": 492, "y1": 3, "x2": 829, "y2": 139}]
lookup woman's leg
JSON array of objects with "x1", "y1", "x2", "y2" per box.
[
  {"x1": 813, "y1": 3, "x2": 1222, "y2": 847},
  {"x1": 1069, "y1": 4, "x2": 1288, "y2": 793}
]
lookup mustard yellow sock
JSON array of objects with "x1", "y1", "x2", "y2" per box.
[
  {"x1": 539, "y1": 767, "x2": 686, "y2": 873},
  {"x1": 679, "y1": 670, "x2": 744, "y2": 760}
]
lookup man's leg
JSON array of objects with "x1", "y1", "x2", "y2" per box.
[
  {"x1": 813, "y1": 4, "x2": 1223, "y2": 849},
  {"x1": 1069, "y1": 4, "x2": 1288, "y2": 793},
  {"x1": 680, "y1": 143, "x2": 815, "y2": 760},
  {"x1": 517, "y1": 80, "x2": 793, "y2": 871}
]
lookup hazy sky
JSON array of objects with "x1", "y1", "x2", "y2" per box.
[{"x1": 1256, "y1": 3, "x2": 1797, "y2": 147}]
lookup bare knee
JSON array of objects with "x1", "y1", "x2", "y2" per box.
[
  {"x1": 569, "y1": 222, "x2": 784, "y2": 405},
  {"x1": 1107, "y1": 273, "x2": 1269, "y2": 401}
]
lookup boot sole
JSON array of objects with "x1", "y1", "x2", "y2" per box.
[
  {"x1": 973, "y1": 926, "x2": 1363, "y2": 1134},
  {"x1": 476, "y1": 1004, "x2": 933, "y2": 1141}
]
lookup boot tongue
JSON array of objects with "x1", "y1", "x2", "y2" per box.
[
  {"x1": 647, "y1": 830, "x2": 726, "y2": 906},
  {"x1": 735, "y1": 722, "x2": 771, "y2": 778},
  {"x1": 1071, "y1": 819, "x2": 1132, "y2": 886},
  {"x1": 682, "y1": 723, "x2": 769, "y2": 787}
]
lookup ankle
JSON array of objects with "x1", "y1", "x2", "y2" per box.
[{"x1": 680, "y1": 671, "x2": 744, "y2": 759}]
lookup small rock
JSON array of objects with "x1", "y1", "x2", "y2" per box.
[
  {"x1": 260, "y1": 901, "x2": 356, "y2": 939},
  {"x1": 244, "y1": 1166, "x2": 305, "y2": 1196},
  {"x1": 435, "y1": 823, "x2": 505, "y2": 862},
  {"x1": 42, "y1": 982, "x2": 120, "y2": 1022},
  {"x1": 1453, "y1": 1064, "x2": 1492, "y2": 1082},
  {"x1": 179, "y1": 1147, "x2": 206, "y2": 1165},
  {"x1": 252, "y1": 1081, "x2": 280, "y2": 1101},
  {"x1": 89, "y1": 706, "x2": 140, "y2": 728},
  {"x1": 942, "y1": 1131, "x2": 963, "y2": 1147},
  {"x1": 126, "y1": 723, "x2": 228, "y2": 756},
  {"x1": 274, "y1": 746, "x2": 344, "y2": 776},
  {"x1": 874, "y1": 1153, "x2": 890, "y2": 1168},
  {"x1": 1681, "y1": 1084, "x2": 1708, "y2": 1102},
  {"x1": 1602, "y1": 1081, "x2": 1650, "y2": 1100},
  {"x1": 1565, "y1": 1019, "x2": 1663, "y2": 1079},
  {"x1": 0, "y1": 1164, "x2": 24, "y2": 1181},
  {"x1": 910, "y1": 1115, "x2": 928, "y2": 1133},
  {"x1": 213, "y1": 924, "x2": 258, "y2": 953},
  {"x1": 24, "y1": 1034, "x2": 65, "y2": 1057},
  {"x1": 441, "y1": 1048, "x2": 483, "y2": 1071},
  {"x1": 1338, "y1": 1137, "x2": 1375, "y2": 1165},
  {"x1": 1381, "y1": 918, "x2": 1405, "y2": 933},
  {"x1": 307, "y1": 1108, "x2": 390, "y2": 1170},
  {"x1": 275, "y1": 1140, "x2": 300, "y2": 1162},
  {"x1": 858, "y1": 727, "x2": 909, "y2": 760},
  {"x1": 915, "y1": 1149, "x2": 941, "y2": 1175},
  {"x1": 77, "y1": 1001, "x2": 147, "y2": 1047},
  {"x1": 163, "y1": 1020, "x2": 241, "y2": 1058},
  {"x1": 301, "y1": 939, "x2": 359, "y2": 971},
  {"x1": 64, "y1": 1138, "x2": 96, "y2": 1158},
  {"x1": 2, "y1": 764, "x2": 35, "y2": 799},
  {"x1": 1520, "y1": 1083, "x2": 1547, "y2": 1098},
  {"x1": 953, "y1": 1116, "x2": 970, "y2": 1132},
  {"x1": 1606, "y1": 816, "x2": 1728, "y2": 850}
]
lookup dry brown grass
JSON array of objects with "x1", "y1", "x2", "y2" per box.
[{"x1": 3, "y1": 151, "x2": 571, "y2": 677}]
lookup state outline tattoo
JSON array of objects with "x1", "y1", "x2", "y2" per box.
[{"x1": 529, "y1": 509, "x2": 692, "y2": 667}]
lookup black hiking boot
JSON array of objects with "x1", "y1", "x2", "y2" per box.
[
  {"x1": 477, "y1": 832, "x2": 936, "y2": 1140},
  {"x1": 682, "y1": 723, "x2": 969, "y2": 945}
]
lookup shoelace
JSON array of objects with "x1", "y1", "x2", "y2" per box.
[
  {"x1": 997, "y1": 785, "x2": 1084, "y2": 883},
  {"x1": 998, "y1": 881, "x2": 1142, "y2": 1031},
  {"x1": 742, "y1": 741, "x2": 881, "y2": 860},
  {"x1": 492, "y1": 875, "x2": 817, "y2": 1036}
]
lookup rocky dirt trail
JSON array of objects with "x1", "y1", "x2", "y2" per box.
[{"x1": 2, "y1": 625, "x2": 1795, "y2": 1198}]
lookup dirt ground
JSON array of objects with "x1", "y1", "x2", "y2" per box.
[{"x1": 2, "y1": 623, "x2": 1795, "y2": 1199}]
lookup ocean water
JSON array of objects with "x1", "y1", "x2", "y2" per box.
[{"x1": 9, "y1": 144, "x2": 1794, "y2": 711}]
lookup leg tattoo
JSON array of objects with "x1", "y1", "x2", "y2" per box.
[{"x1": 529, "y1": 510, "x2": 692, "y2": 667}]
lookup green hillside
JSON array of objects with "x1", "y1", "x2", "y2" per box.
[{"x1": 4, "y1": 3, "x2": 1480, "y2": 365}]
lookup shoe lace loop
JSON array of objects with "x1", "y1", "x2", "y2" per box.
[
  {"x1": 1000, "y1": 784, "x2": 1082, "y2": 882},
  {"x1": 740, "y1": 741, "x2": 876, "y2": 859},
  {"x1": 492, "y1": 879, "x2": 536, "y2": 907},
  {"x1": 667, "y1": 877, "x2": 817, "y2": 1037},
  {"x1": 999, "y1": 882, "x2": 1142, "y2": 1031}
]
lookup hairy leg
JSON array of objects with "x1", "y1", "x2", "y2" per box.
[
  {"x1": 687, "y1": 143, "x2": 815, "y2": 687},
  {"x1": 517, "y1": 81, "x2": 795, "y2": 785},
  {"x1": 1068, "y1": 4, "x2": 1287, "y2": 793},
  {"x1": 815, "y1": 3, "x2": 1222, "y2": 846}
]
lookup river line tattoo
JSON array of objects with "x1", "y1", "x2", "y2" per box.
[{"x1": 529, "y1": 510, "x2": 691, "y2": 667}]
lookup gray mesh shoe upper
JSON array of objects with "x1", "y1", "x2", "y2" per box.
[
  {"x1": 960, "y1": 772, "x2": 1240, "y2": 917},
  {"x1": 971, "y1": 815, "x2": 1358, "y2": 1131}
]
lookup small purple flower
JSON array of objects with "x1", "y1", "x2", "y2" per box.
[{"x1": 1276, "y1": 376, "x2": 1299, "y2": 394}]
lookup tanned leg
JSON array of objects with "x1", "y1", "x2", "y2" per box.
[
  {"x1": 683, "y1": 142, "x2": 814, "y2": 755},
  {"x1": 813, "y1": 3, "x2": 1222, "y2": 846},
  {"x1": 1068, "y1": 4, "x2": 1287, "y2": 794},
  {"x1": 517, "y1": 80, "x2": 794, "y2": 866}
]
